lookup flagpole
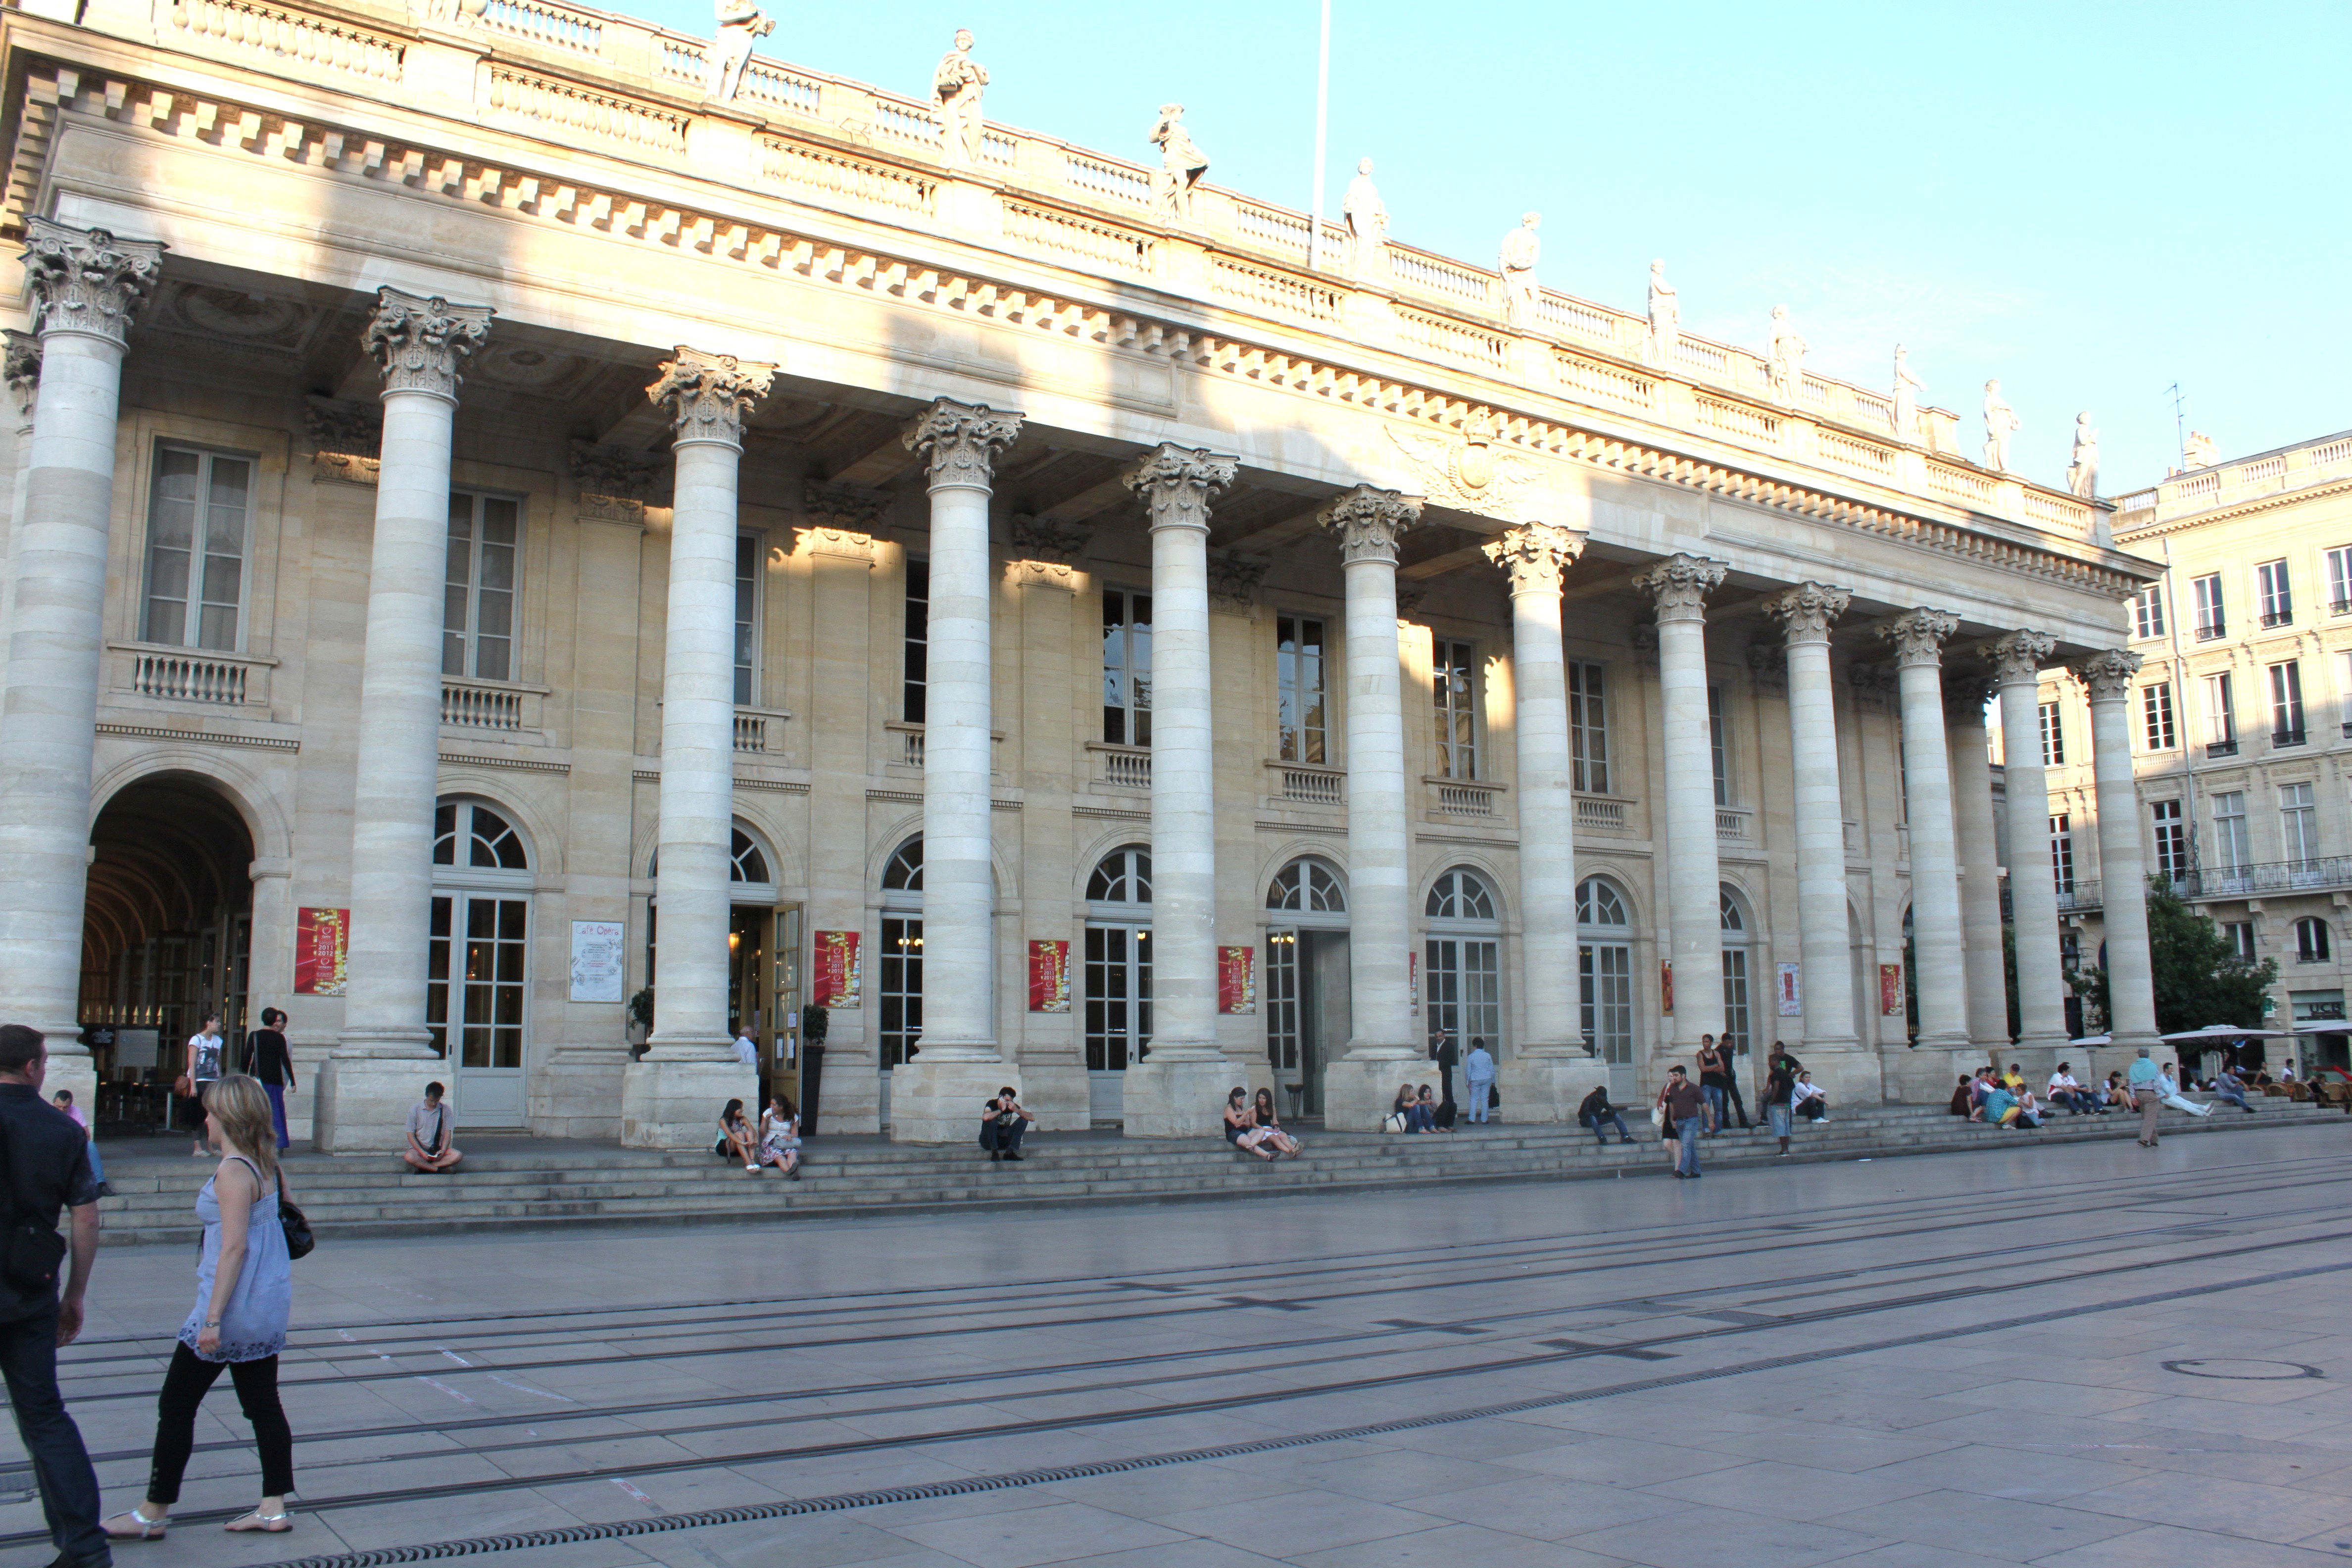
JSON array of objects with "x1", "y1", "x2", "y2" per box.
[{"x1": 1308, "y1": 0, "x2": 1330, "y2": 271}]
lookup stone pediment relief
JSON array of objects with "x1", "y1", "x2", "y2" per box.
[{"x1": 1384, "y1": 412, "x2": 1549, "y2": 522}]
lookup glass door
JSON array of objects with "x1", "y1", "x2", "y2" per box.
[
  {"x1": 1581, "y1": 940, "x2": 1635, "y2": 1100},
  {"x1": 427, "y1": 891, "x2": 529, "y2": 1127},
  {"x1": 1084, "y1": 924, "x2": 1151, "y2": 1122}
]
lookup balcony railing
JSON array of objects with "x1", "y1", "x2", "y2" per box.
[
  {"x1": 2196, "y1": 623, "x2": 2228, "y2": 641},
  {"x1": 2053, "y1": 880, "x2": 2102, "y2": 912},
  {"x1": 1429, "y1": 777, "x2": 1505, "y2": 819},
  {"x1": 440, "y1": 677, "x2": 541, "y2": 733},
  {"x1": 1715, "y1": 806, "x2": 1753, "y2": 841},
  {"x1": 2180, "y1": 857, "x2": 2352, "y2": 900},
  {"x1": 115, "y1": 644, "x2": 273, "y2": 707},
  {"x1": 733, "y1": 706, "x2": 791, "y2": 754},
  {"x1": 2262, "y1": 610, "x2": 2295, "y2": 629},
  {"x1": 1093, "y1": 744, "x2": 1151, "y2": 791},
  {"x1": 1575, "y1": 796, "x2": 1635, "y2": 835},
  {"x1": 2206, "y1": 739, "x2": 2239, "y2": 758},
  {"x1": 2274, "y1": 728, "x2": 2308, "y2": 748},
  {"x1": 1268, "y1": 762, "x2": 1343, "y2": 806}
]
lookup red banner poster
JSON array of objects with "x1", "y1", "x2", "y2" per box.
[
  {"x1": 1660, "y1": 960, "x2": 1674, "y2": 1016},
  {"x1": 1218, "y1": 945, "x2": 1255, "y2": 1014},
  {"x1": 1879, "y1": 963, "x2": 1904, "y2": 1017},
  {"x1": 1028, "y1": 939, "x2": 1071, "y2": 1013},
  {"x1": 812, "y1": 930, "x2": 862, "y2": 1009},
  {"x1": 293, "y1": 907, "x2": 349, "y2": 996},
  {"x1": 1407, "y1": 950, "x2": 1419, "y2": 1015}
]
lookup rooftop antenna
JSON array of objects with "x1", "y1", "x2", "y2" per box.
[
  {"x1": 2164, "y1": 381, "x2": 2187, "y2": 468},
  {"x1": 1307, "y1": 0, "x2": 1331, "y2": 272}
]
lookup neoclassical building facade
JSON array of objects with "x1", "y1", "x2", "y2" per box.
[{"x1": 0, "y1": 0, "x2": 2163, "y2": 1145}]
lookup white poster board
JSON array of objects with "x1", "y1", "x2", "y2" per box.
[{"x1": 569, "y1": 920, "x2": 627, "y2": 1003}]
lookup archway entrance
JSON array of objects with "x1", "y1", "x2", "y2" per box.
[
  {"x1": 1265, "y1": 856, "x2": 1348, "y2": 1118},
  {"x1": 80, "y1": 774, "x2": 255, "y2": 1132}
]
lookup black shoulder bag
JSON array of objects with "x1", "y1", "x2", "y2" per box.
[
  {"x1": 0, "y1": 1116, "x2": 68, "y2": 1295},
  {"x1": 278, "y1": 1171, "x2": 315, "y2": 1261}
]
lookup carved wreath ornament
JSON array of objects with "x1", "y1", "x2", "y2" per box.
[{"x1": 1386, "y1": 411, "x2": 1545, "y2": 517}]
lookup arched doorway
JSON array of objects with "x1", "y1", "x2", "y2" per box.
[
  {"x1": 1265, "y1": 855, "x2": 1348, "y2": 1117},
  {"x1": 430, "y1": 798, "x2": 533, "y2": 1127},
  {"x1": 1424, "y1": 867, "x2": 1501, "y2": 1054},
  {"x1": 1577, "y1": 876, "x2": 1637, "y2": 1099},
  {"x1": 877, "y1": 837, "x2": 924, "y2": 1122},
  {"x1": 1082, "y1": 844, "x2": 1151, "y2": 1121},
  {"x1": 1720, "y1": 885, "x2": 1756, "y2": 1065},
  {"x1": 80, "y1": 775, "x2": 255, "y2": 1131}
]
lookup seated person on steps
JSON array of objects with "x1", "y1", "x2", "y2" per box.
[{"x1": 982, "y1": 1085, "x2": 1032, "y2": 1161}]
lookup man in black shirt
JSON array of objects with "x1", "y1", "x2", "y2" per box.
[
  {"x1": 1575, "y1": 1084, "x2": 1634, "y2": 1145},
  {"x1": 0, "y1": 1025, "x2": 108, "y2": 1567}
]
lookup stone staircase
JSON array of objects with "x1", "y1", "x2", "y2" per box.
[{"x1": 89, "y1": 1096, "x2": 2349, "y2": 1246}]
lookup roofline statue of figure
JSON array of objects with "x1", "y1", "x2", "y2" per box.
[
  {"x1": 1342, "y1": 157, "x2": 1388, "y2": 277},
  {"x1": 1498, "y1": 212, "x2": 1540, "y2": 328},
  {"x1": 1149, "y1": 103, "x2": 1209, "y2": 223},
  {"x1": 705, "y1": 0, "x2": 774, "y2": 103},
  {"x1": 932, "y1": 28, "x2": 989, "y2": 167},
  {"x1": 1891, "y1": 343, "x2": 1924, "y2": 444},
  {"x1": 1646, "y1": 259, "x2": 1678, "y2": 366},
  {"x1": 1983, "y1": 379, "x2": 2020, "y2": 473},
  {"x1": 2067, "y1": 411, "x2": 2099, "y2": 499},
  {"x1": 1766, "y1": 304, "x2": 1807, "y2": 407}
]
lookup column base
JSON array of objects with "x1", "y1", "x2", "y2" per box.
[
  {"x1": 621, "y1": 1057, "x2": 755, "y2": 1150},
  {"x1": 1885, "y1": 1043, "x2": 1977, "y2": 1104},
  {"x1": 1795, "y1": 1045, "x2": 1883, "y2": 1108},
  {"x1": 1322, "y1": 1055, "x2": 1437, "y2": 1132},
  {"x1": 816, "y1": 1048, "x2": 881, "y2": 1135},
  {"x1": 315, "y1": 1054, "x2": 443, "y2": 1153},
  {"x1": 887, "y1": 1055, "x2": 1011, "y2": 1145},
  {"x1": 1494, "y1": 1053, "x2": 1608, "y2": 1124},
  {"x1": 1122, "y1": 1056, "x2": 1247, "y2": 1138},
  {"x1": 2003, "y1": 1041, "x2": 2064, "y2": 1084},
  {"x1": 1013, "y1": 1059, "x2": 1090, "y2": 1132},
  {"x1": 526, "y1": 1053, "x2": 628, "y2": 1142}
]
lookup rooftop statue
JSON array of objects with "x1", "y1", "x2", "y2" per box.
[
  {"x1": 931, "y1": 29, "x2": 988, "y2": 167},
  {"x1": 1646, "y1": 260, "x2": 1678, "y2": 365},
  {"x1": 2066, "y1": 411, "x2": 2098, "y2": 499},
  {"x1": 706, "y1": 0, "x2": 774, "y2": 102},
  {"x1": 1891, "y1": 344, "x2": 1924, "y2": 444},
  {"x1": 1342, "y1": 158, "x2": 1388, "y2": 274},
  {"x1": 1982, "y1": 379, "x2": 2019, "y2": 473},
  {"x1": 1766, "y1": 305, "x2": 1806, "y2": 406},
  {"x1": 1149, "y1": 104, "x2": 1209, "y2": 222},
  {"x1": 1498, "y1": 212, "x2": 1540, "y2": 327}
]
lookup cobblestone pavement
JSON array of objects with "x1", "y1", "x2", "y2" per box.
[{"x1": 7, "y1": 1124, "x2": 2352, "y2": 1568}]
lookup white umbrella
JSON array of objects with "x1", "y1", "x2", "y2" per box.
[
  {"x1": 2067, "y1": 1034, "x2": 2111, "y2": 1046},
  {"x1": 2293, "y1": 1020, "x2": 2352, "y2": 1034},
  {"x1": 2160, "y1": 1023, "x2": 2292, "y2": 1042}
]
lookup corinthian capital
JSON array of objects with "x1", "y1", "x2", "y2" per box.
[
  {"x1": 904, "y1": 397, "x2": 1023, "y2": 488},
  {"x1": 1631, "y1": 552, "x2": 1726, "y2": 624},
  {"x1": 364, "y1": 287, "x2": 492, "y2": 401},
  {"x1": 1880, "y1": 607, "x2": 1960, "y2": 668},
  {"x1": 4, "y1": 329, "x2": 40, "y2": 425},
  {"x1": 2071, "y1": 647, "x2": 2143, "y2": 703},
  {"x1": 1482, "y1": 521, "x2": 1586, "y2": 596},
  {"x1": 1125, "y1": 442, "x2": 1236, "y2": 532},
  {"x1": 1944, "y1": 671, "x2": 1996, "y2": 720},
  {"x1": 1986, "y1": 629, "x2": 2058, "y2": 686},
  {"x1": 648, "y1": 345, "x2": 774, "y2": 446},
  {"x1": 1764, "y1": 582, "x2": 1851, "y2": 645},
  {"x1": 21, "y1": 218, "x2": 164, "y2": 348},
  {"x1": 1318, "y1": 485, "x2": 1421, "y2": 564}
]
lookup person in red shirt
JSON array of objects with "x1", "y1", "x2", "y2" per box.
[{"x1": 1664, "y1": 1066, "x2": 1706, "y2": 1179}]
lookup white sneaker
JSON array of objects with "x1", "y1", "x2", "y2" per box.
[{"x1": 745, "y1": 1163, "x2": 759, "y2": 1171}]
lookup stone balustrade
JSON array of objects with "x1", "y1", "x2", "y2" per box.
[
  {"x1": 2115, "y1": 431, "x2": 2352, "y2": 530},
  {"x1": 111, "y1": 641, "x2": 274, "y2": 707},
  {"x1": 49, "y1": 0, "x2": 2108, "y2": 542}
]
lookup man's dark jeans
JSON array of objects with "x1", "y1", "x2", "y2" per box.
[
  {"x1": 1579, "y1": 1110, "x2": 1631, "y2": 1143},
  {"x1": 0, "y1": 1304, "x2": 110, "y2": 1566},
  {"x1": 980, "y1": 1117, "x2": 1027, "y2": 1155}
]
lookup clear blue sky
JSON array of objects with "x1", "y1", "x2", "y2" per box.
[{"x1": 633, "y1": 0, "x2": 2349, "y2": 494}]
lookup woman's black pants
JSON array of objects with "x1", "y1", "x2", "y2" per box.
[{"x1": 146, "y1": 1342, "x2": 293, "y2": 1505}]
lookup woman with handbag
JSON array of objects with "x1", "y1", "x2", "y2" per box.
[{"x1": 103, "y1": 1074, "x2": 297, "y2": 1540}]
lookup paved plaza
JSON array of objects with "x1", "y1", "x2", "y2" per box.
[{"x1": 6, "y1": 1125, "x2": 2352, "y2": 1568}]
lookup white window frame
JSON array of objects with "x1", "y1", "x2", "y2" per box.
[
  {"x1": 1275, "y1": 613, "x2": 1328, "y2": 765},
  {"x1": 2193, "y1": 573, "x2": 2226, "y2": 639},
  {"x1": 1708, "y1": 685, "x2": 1731, "y2": 806},
  {"x1": 2206, "y1": 671, "x2": 2237, "y2": 751},
  {"x1": 734, "y1": 530, "x2": 762, "y2": 707},
  {"x1": 2224, "y1": 922, "x2": 2255, "y2": 963},
  {"x1": 2296, "y1": 917, "x2": 2331, "y2": 965},
  {"x1": 2270, "y1": 660, "x2": 2306, "y2": 745},
  {"x1": 1102, "y1": 586, "x2": 1152, "y2": 747},
  {"x1": 444, "y1": 490, "x2": 523, "y2": 683},
  {"x1": 2039, "y1": 700, "x2": 2064, "y2": 767},
  {"x1": 141, "y1": 443, "x2": 256, "y2": 652},
  {"x1": 1432, "y1": 637, "x2": 1478, "y2": 780},
  {"x1": 2213, "y1": 791, "x2": 2249, "y2": 879},
  {"x1": 2049, "y1": 813, "x2": 2074, "y2": 896},
  {"x1": 2131, "y1": 584, "x2": 2166, "y2": 640},
  {"x1": 2330, "y1": 547, "x2": 2352, "y2": 615},
  {"x1": 2140, "y1": 683, "x2": 2176, "y2": 751},
  {"x1": 2257, "y1": 558, "x2": 2294, "y2": 628},
  {"x1": 2281, "y1": 781, "x2": 2318, "y2": 870},
  {"x1": 1569, "y1": 661, "x2": 1609, "y2": 795},
  {"x1": 2151, "y1": 799, "x2": 2189, "y2": 883}
]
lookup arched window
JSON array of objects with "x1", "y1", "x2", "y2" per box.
[
  {"x1": 1086, "y1": 846, "x2": 1152, "y2": 904},
  {"x1": 879, "y1": 836, "x2": 923, "y2": 1069},
  {"x1": 1268, "y1": 857, "x2": 1346, "y2": 914},
  {"x1": 882, "y1": 837, "x2": 924, "y2": 896},
  {"x1": 1425, "y1": 868, "x2": 1497, "y2": 921},
  {"x1": 1720, "y1": 883, "x2": 1754, "y2": 1059},
  {"x1": 434, "y1": 800, "x2": 528, "y2": 871},
  {"x1": 731, "y1": 829, "x2": 770, "y2": 885},
  {"x1": 1720, "y1": 888, "x2": 1747, "y2": 932},
  {"x1": 1576, "y1": 877, "x2": 1629, "y2": 929},
  {"x1": 2297, "y1": 917, "x2": 2331, "y2": 964}
]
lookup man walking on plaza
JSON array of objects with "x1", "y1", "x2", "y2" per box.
[
  {"x1": 1665, "y1": 1065, "x2": 1705, "y2": 1178},
  {"x1": 0, "y1": 1025, "x2": 111, "y2": 1568},
  {"x1": 2128, "y1": 1046, "x2": 2163, "y2": 1146}
]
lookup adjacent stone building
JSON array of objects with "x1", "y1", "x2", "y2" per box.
[
  {"x1": 2027, "y1": 429, "x2": 2352, "y2": 1076},
  {"x1": 0, "y1": 0, "x2": 2163, "y2": 1146}
]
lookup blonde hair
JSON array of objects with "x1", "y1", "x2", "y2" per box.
[{"x1": 205, "y1": 1074, "x2": 279, "y2": 1186}]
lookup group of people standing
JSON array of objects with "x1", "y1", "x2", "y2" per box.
[
  {"x1": 175, "y1": 1010, "x2": 298, "y2": 1156},
  {"x1": 1568, "y1": 1039, "x2": 1825, "y2": 1178},
  {"x1": 0, "y1": 1023, "x2": 299, "y2": 1566}
]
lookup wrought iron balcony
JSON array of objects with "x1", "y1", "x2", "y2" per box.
[
  {"x1": 2206, "y1": 739, "x2": 2239, "y2": 758},
  {"x1": 2053, "y1": 880, "x2": 2102, "y2": 912},
  {"x1": 2262, "y1": 610, "x2": 2295, "y2": 629},
  {"x1": 2195, "y1": 623, "x2": 2228, "y2": 641},
  {"x1": 2179, "y1": 857, "x2": 2352, "y2": 900},
  {"x1": 2274, "y1": 727, "x2": 2308, "y2": 748}
]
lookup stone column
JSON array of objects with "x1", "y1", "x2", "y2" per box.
[
  {"x1": 2076, "y1": 650, "x2": 2161, "y2": 1058},
  {"x1": 889, "y1": 399, "x2": 1022, "y2": 1143},
  {"x1": 1486, "y1": 522, "x2": 1605, "y2": 1120},
  {"x1": 1944, "y1": 675, "x2": 2011, "y2": 1059},
  {"x1": 1880, "y1": 608, "x2": 1969, "y2": 1095},
  {"x1": 315, "y1": 288, "x2": 493, "y2": 1151},
  {"x1": 0, "y1": 331, "x2": 40, "y2": 702},
  {"x1": 1317, "y1": 486, "x2": 1433, "y2": 1129},
  {"x1": 1767, "y1": 583, "x2": 1876, "y2": 1101},
  {"x1": 1990, "y1": 630, "x2": 2067, "y2": 1074},
  {"x1": 0, "y1": 224, "x2": 160, "y2": 1110},
  {"x1": 1121, "y1": 444, "x2": 1240, "y2": 1137},
  {"x1": 1635, "y1": 554, "x2": 1728, "y2": 1071},
  {"x1": 620, "y1": 348, "x2": 774, "y2": 1147}
]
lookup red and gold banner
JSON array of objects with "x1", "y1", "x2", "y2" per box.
[
  {"x1": 293, "y1": 908, "x2": 349, "y2": 996},
  {"x1": 1879, "y1": 963, "x2": 1904, "y2": 1017},
  {"x1": 1660, "y1": 960, "x2": 1674, "y2": 1016},
  {"x1": 1218, "y1": 945, "x2": 1255, "y2": 1014},
  {"x1": 812, "y1": 930, "x2": 862, "y2": 1009},
  {"x1": 1029, "y1": 939, "x2": 1071, "y2": 1013}
]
